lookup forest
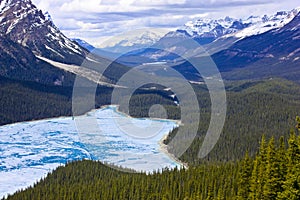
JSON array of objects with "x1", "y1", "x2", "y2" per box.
[
  {"x1": 4, "y1": 119, "x2": 300, "y2": 199},
  {"x1": 1, "y1": 75, "x2": 300, "y2": 199}
]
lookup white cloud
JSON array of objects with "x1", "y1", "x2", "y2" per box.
[{"x1": 132, "y1": 0, "x2": 186, "y2": 6}]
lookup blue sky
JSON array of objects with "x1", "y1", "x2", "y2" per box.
[{"x1": 32, "y1": 0, "x2": 300, "y2": 47}]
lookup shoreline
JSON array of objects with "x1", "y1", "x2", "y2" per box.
[
  {"x1": 104, "y1": 104, "x2": 182, "y2": 125},
  {"x1": 159, "y1": 133, "x2": 189, "y2": 169},
  {"x1": 102, "y1": 105, "x2": 187, "y2": 168},
  {"x1": 1, "y1": 104, "x2": 187, "y2": 170},
  {"x1": 107, "y1": 105, "x2": 187, "y2": 168}
]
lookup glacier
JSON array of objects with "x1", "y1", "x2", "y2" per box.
[{"x1": 0, "y1": 105, "x2": 181, "y2": 198}]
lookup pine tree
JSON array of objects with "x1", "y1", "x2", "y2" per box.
[
  {"x1": 263, "y1": 137, "x2": 283, "y2": 199},
  {"x1": 278, "y1": 131, "x2": 300, "y2": 200},
  {"x1": 237, "y1": 151, "x2": 252, "y2": 200},
  {"x1": 249, "y1": 158, "x2": 259, "y2": 200},
  {"x1": 249, "y1": 135, "x2": 267, "y2": 199},
  {"x1": 296, "y1": 116, "x2": 300, "y2": 131}
]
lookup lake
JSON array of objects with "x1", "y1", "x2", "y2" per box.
[{"x1": 0, "y1": 105, "x2": 181, "y2": 198}]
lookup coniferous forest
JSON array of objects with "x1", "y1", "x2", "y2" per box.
[
  {"x1": 1, "y1": 1, "x2": 300, "y2": 199},
  {"x1": 2, "y1": 76, "x2": 300, "y2": 199},
  {"x1": 3, "y1": 119, "x2": 300, "y2": 200},
  {"x1": 1, "y1": 74, "x2": 300, "y2": 200}
]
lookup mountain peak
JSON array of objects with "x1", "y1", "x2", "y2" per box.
[
  {"x1": 44, "y1": 11, "x2": 53, "y2": 22},
  {"x1": 177, "y1": 15, "x2": 243, "y2": 43},
  {"x1": 0, "y1": 0, "x2": 46, "y2": 34},
  {"x1": 0, "y1": 0, "x2": 87, "y2": 64},
  {"x1": 0, "y1": 0, "x2": 37, "y2": 13},
  {"x1": 173, "y1": 7, "x2": 300, "y2": 44},
  {"x1": 232, "y1": 8, "x2": 300, "y2": 39}
]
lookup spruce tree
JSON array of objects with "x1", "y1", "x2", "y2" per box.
[
  {"x1": 278, "y1": 131, "x2": 300, "y2": 199},
  {"x1": 237, "y1": 151, "x2": 252, "y2": 200}
]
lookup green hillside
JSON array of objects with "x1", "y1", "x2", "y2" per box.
[{"x1": 4, "y1": 126, "x2": 300, "y2": 200}]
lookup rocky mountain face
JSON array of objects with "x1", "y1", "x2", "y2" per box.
[
  {"x1": 0, "y1": 32, "x2": 73, "y2": 85},
  {"x1": 0, "y1": 0, "x2": 88, "y2": 64},
  {"x1": 168, "y1": 8, "x2": 300, "y2": 44},
  {"x1": 71, "y1": 38, "x2": 95, "y2": 52},
  {"x1": 214, "y1": 11, "x2": 300, "y2": 82},
  {"x1": 116, "y1": 7, "x2": 300, "y2": 83},
  {"x1": 119, "y1": 8, "x2": 300, "y2": 66},
  {"x1": 167, "y1": 16, "x2": 248, "y2": 45},
  {"x1": 0, "y1": 0, "x2": 112, "y2": 85},
  {"x1": 172, "y1": 11, "x2": 300, "y2": 82}
]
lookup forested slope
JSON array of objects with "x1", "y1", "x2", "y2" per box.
[{"x1": 4, "y1": 121, "x2": 300, "y2": 200}]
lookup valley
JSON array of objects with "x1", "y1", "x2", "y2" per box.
[{"x1": 0, "y1": 0, "x2": 300, "y2": 199}]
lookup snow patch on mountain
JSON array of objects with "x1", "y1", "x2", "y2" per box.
[
  {"x1": 99, "y1": 29, "x2": 170, "y2": 54},
  {"x1": 44, "y1": 11, "x2": 52, "y2": 22},
  {"x1": 183, "y1": 16, "x2": 245, "y2": 37},
  {"x1": 0, "y1": 0, "x2": 87, "y2": 63},
  {"x1": 174, "y1": 7, "x2": 300, "y2": 41},
  {"x1": 103, "y1": 31, "x2": 163, "y2": 48},
  {"x1": 232, "y1": 9, "x2": 300, "y2": 39}
]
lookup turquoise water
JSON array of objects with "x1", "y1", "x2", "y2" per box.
[{"x1": 0, "y1": 105, "x2": 181, "y2": 197}]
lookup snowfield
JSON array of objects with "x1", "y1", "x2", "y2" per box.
[{"x1": 0, "y1": 105, "x2": 180, "y2": 198}]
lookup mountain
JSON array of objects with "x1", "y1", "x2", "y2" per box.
[
  {"x1": 0, "y1": 0, "x2": 88, "y2": 64},
  {"x1": 213, "y1": 10, "x2": 300, "y2": 82},
  {"x1": 172, "y1": 9, "x2": 300, "y2": 82},
  {"x1": 168, "y1": 16, "x2": 248, "y2": 45},
  {"x1": 176, "y1": 9, "x2": 299, "y2": 43},
  {"x1": 118, "y1": 8, "x2": 300, "y2": 67},
  {"x1": 0, "y1": 32, "x2": 75, "y2": 85},
  {"x1": 0, "y1": 0, "x2": 129, "y2": 86},
  {"x1": 0, "y1": 0, "x2": 88, "y2": 85},
  {"x1": 116, "y1": 7, "x2": 300, "y2": 83},
  {"x1": 71, "y1": 38, "x2": 95, "y2": 51},
  {"x1": 226, "y1": 9, "x2": 300, "y2": 39},
  {"x1": 98, "y1": 30, "x2": 167, "y2": 55}
]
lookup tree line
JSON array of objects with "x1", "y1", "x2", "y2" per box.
[{"x1": 4, "y1": 118, "x2": 300, "y2": 199}]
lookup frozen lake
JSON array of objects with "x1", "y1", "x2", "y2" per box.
[{"x1": 0, "y1": 105, "x2": 180, "y2": 198}]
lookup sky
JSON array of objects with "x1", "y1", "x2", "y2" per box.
[{"x1": 31, "y1": 0, "x2": 300, "y2": 47}]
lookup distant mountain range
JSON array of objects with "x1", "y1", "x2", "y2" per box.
[
  {"x1": 72, "y1": 31, "x2": 169, "y2": 61},
  {"x1": 100, "y1": 31, "x2": 166, "y2": 54},
  {"x1": 103, "y1": 7, "x2": 300, "y2": 83},
  {"x1": 93, "y1": 8, "x2": 299, "y2": 59},
  {"x1": 173, "y1": 9, "x2": 299, "y2": 43},
  {"x1": 1, "y1": 0, "x2": 300, "y2": 86},
  {"x1": 171, "y1": 8, "x2": 300, "y2": 82}
]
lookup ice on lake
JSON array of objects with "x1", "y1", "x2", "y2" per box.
[{"x1": 0, "y1": 105, "x2": 180, "y2": 198}]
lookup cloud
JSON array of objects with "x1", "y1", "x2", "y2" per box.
[{"x1": 31, "y1": 0, "x2": 300, "y2": 45}]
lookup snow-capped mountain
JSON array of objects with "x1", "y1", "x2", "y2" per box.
[
  {"x1": 100, "y1": 30, "x2": 167, "y2": 54},
  {"x1": 0, "y1": 0, "x2": 88, "y2": 65},
  {"x1": 117, "y1": 7, "x2": 300, "y2": 82},
  {"x1": 166, "y1": 8, "x2": 300, "y2": 44},
  {"x1": 177, "y1": 10, "x2": 300, "y2": 82},
  {"x1": 228, "y1": 8, "x2": 300, "y2": 39},
  {"x1": 44, "y1": 11, "x2": 52, "y2": 22},
  {"x1": 72, "y1": 38, "x2": 95, "y2": 51},
  {"x1": 163, "y1": 16, "x2": 249, "y2": 45},
  {"x1": 183, "y1": 16, "x2": 246, "y2": 39},
  {"x1": 0, "y1": 0, "x2": 126, "y2": 86}
]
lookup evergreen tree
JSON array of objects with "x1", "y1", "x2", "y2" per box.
[
  {"x1": 278, "y1": 131, "x2": 300, "y2": 200},
  {"x1": 263, "y1": 137, "x2": 283, "y2": 199},
  {"x1": 237, "y1": 151, "x2": 252, "y2": 199},
  {"x1": 249, "y1": 135, "x2": 267, "y2": 199}
]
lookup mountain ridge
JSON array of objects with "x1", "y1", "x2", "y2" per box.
[{"x1": 0, "y1": 0, "x2": 129, "y2": 86}]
